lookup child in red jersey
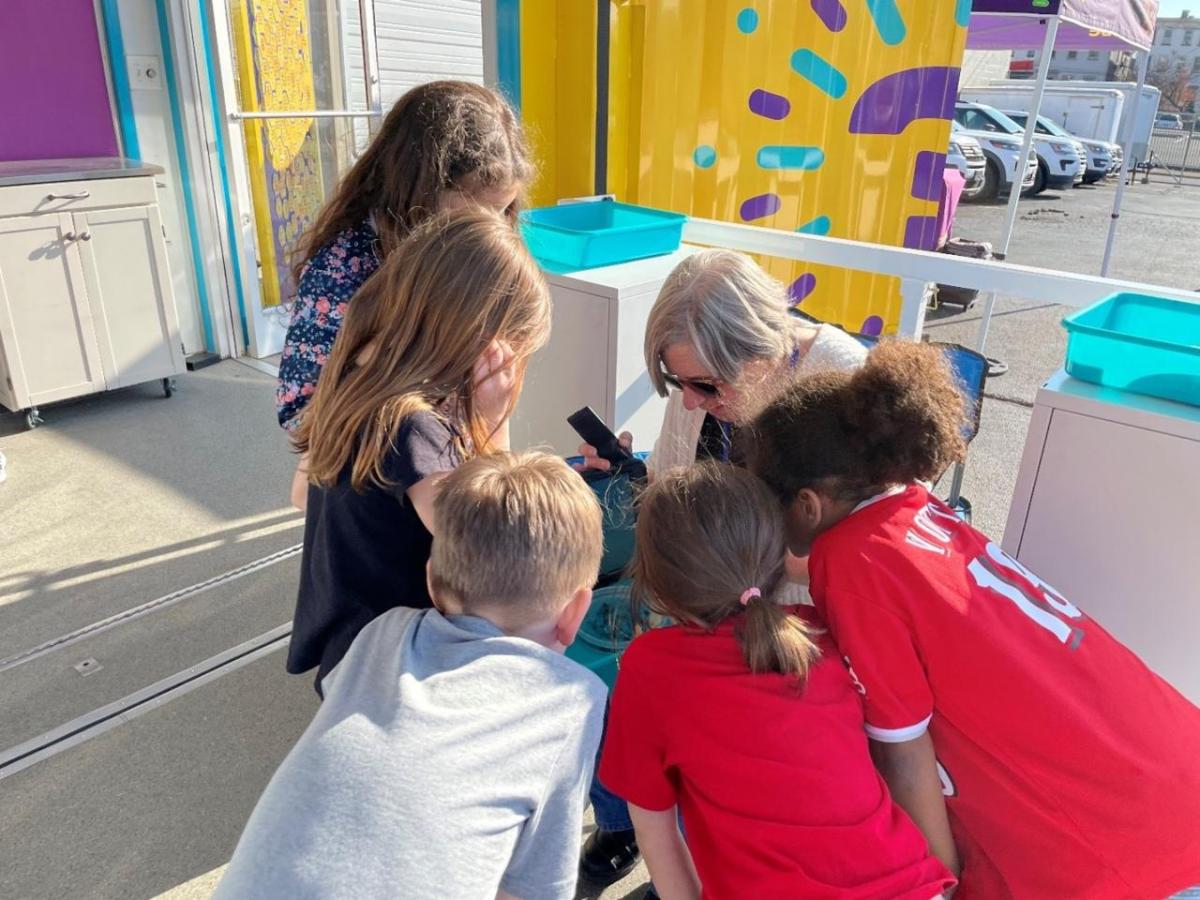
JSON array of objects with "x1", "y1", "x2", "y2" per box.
[
  {"x1": 744, "y1": 340, "x2": 1200, "y2": 900},
  {"x1": 599, "y1": 464, "x2": 954, "y2": 900}
]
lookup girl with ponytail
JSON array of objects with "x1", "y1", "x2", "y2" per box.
[{"x1": 597, "y1": 463, "x2": 954, "y2": 900}]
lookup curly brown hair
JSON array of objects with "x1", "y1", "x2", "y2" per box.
[
  {"x1": 292, "y1": 81, "x2": 531, "y2": 282},
  {"x1": 743, "y1": 341, "x2": 968, "y2": 504}
]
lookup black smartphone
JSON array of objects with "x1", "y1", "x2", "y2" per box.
[{"x1": 568, "y1": 406, "x2": 635, "y2": 468}]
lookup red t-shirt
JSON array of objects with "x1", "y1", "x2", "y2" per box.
[
  {"x1": 810, "y1": 484, "x2": 1200, "y2": 900},
  {"x1": 599, "y1": 606, "x2": 954, "y2": 900}
]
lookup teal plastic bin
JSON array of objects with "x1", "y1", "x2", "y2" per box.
[
  {"x1": 1062, "y1": 293, "x2": 1200, "y2": 407},
  {"x1": 521, "y1": 201, "x2": 685, "y2": 270},
  {"x1": 566, "y1": 581, "x2": 641, "y2": 689}
]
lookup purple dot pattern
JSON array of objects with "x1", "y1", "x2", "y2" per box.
[
  {"x1": 860, "y1": 315, "x2": 885, "y2": 337},
  {"x1": 903, "y1": 215, "x2": 940, "y2": 251},
  {"x1": 740, "y1": 193, "x2": 782, "y2": 221},
  {"x1": 849, "y1": 66, "x2": 960, "y2": 135},
  {"x1": 810, "y1": 0, "x2": 848, "y2": 32},
  {"x1": 788, "y1": 273, "x2": 817, "y2": 304},
  {"x1": 911, "y1": 151, "x2": 946, "y2": 201},
  {"x1": 748, "y1": 89, "x2": 791, "y2": 120}
]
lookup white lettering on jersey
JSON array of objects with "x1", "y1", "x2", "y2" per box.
[
  {"x1": 967, "y1": 542, "x2": 1085, "y2": 648},
  {"x1": 913, "y1": 504, "x2": 953, "y2": 544},
  {"x1": 905, "y1": 529, "x2": 948, "y2": 556},
  {"x1": 843, "y1": 656, "x2": 867, "y2": 696},
  {"x1": 937, "y1": 761, "x2": 957, "y2": 798}
]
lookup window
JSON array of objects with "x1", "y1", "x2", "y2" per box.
[
  {"x1": 1192, "y1": 56, "x2": 1200, "y2": 72},
  {"x1": 1067, "y1": 50, "x2": 1079, "y2": 59},
  {"x1": 1184, "y1": 30, "x2": 1194, "y2": 46},
  {"x1": 956, "y1": 109, "x2": 998, "y2": 132},
  {"x1": 1026, "y1": 50, "x2": 1036, "y2": 58},
  {"x1": 1088, "y1": 50, "x2": 1101, "y2": 60},
  {"x1": 1164, "y1": 28, "x2": 1175, "y2": 45}
]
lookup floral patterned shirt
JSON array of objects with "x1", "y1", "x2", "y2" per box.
[{"x1": 276, "y1": 220, "x2": 381, "y2": 431}]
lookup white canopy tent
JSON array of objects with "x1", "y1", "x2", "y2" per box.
[{"x1": 965, "y1": 0, "x2": 1160, "y2": 350}]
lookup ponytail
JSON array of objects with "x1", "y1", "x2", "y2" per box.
[
  {"x1": 630, "y1": 463, "x2": 820, "y2": 683},
  {"x1": 736, "y1": 592, "x2": 820, "y2": 678}
]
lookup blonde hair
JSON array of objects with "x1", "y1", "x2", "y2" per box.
[
  {"x1": 630, "y1": 463, "x2": 820, "y2": 678},
  {"x1": 296, "y1": 209, "x2": 550, "y2": 490},
  {"x1": 430, "y1": 451, "x2": 604, "y2": 620},
  {"x1": 645, "y1": 249, "x2": 795, "y2": 395}
]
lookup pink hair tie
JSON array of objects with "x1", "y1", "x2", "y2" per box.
[{"x1": 739, "y1": 587, "x2": 761, "y2": 606}]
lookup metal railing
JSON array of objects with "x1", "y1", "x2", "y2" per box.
[
  {"x1": 681, "y1": 216, "x2": 1200, "y2": 344},
  {"x1": 1148, "y1": 124, "x2": 1200, "y2": 180}
]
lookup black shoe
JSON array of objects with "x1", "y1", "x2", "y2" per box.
[
  {"x1": 643, "y1": 887, "x2": 660, "y2": 900},
  {"x1": 580, "y1": 827, "x2": 640, "y2": 883}
]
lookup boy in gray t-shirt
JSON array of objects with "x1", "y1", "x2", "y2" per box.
[{"x1": 214, "y1": 452, "x2": 608, "y2": 900}]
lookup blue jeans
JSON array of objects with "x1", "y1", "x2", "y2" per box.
[
  {"x1": 1170, "y1": 888, "x2": 1200, "y2": 899},
  {"x1": 589, "y1": 699, "x2": 634, "y2": 831}
]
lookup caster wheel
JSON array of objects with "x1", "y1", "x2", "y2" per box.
[
  {"x1": 162, "y1": 377, "x2": 176, "y2": 398},
  {"x1": 25, "y1": 409, "x2": 44, "y2": 430}
]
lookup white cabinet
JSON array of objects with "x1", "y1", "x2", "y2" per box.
[
  {"x1": 511, "y1": 247, "x2": 700, "y2": 456},
  {"x1": 0, "y1": 160, "x2": 185, "y2": 425},
  {"x1": 1003, "y1": 370, "x2": 1200, "y2": 704}
]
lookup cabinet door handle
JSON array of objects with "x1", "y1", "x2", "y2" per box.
[
  {"x1": 63, "y1": 232, "x2": 78, "y2": 242},
  {"x1": 47, "y1": 191, "x2": 91, "y2": 201},
  {"x1": 79, "y1": 232, "x2": 92, "y2": 241}
]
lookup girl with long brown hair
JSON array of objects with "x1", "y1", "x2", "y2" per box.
[
  {"x1": 287, "y1": 209, "x2": 550, "y2": 688},
  {"x1": 598, "y1": 463, "x2": 954, "y2": 900},
  {"x1": 275, "y1": 80, "x2": 531, "y2": 502}
]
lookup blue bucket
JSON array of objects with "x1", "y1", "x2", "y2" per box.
[
  {"x1": 1062, "y1": 292, "x2": 1200, "y2": 407},
  {"x1": 521, "y1": 201, "x2": 685, "y2": 270}
]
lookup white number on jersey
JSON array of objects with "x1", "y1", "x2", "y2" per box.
[{"x1": 967, "y1": 542, "x2": 1085, "y2": 648}]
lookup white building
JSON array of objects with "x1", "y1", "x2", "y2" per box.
[
  {"x1": 1009, "y1": 48, "x2": 1135, "y2": 82},
  {"x1": 1148, "y1": 12, "x2": 1200, "y2": 110}
]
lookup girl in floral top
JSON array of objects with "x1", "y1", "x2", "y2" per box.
[{"x1": 277, "y1": 81, "x2": 532, "y2": 503}]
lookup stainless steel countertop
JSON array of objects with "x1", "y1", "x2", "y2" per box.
[{"x1": 0, "y1": 158, "x2": 165, "y2": 188}]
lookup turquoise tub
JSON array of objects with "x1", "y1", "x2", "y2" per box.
[
  {"x1": 1062, "y1": 293, "x2": 1200, "y2": 407},
  {"x1": 521, "y1": 201, "x2": 685, "y2": 270}
]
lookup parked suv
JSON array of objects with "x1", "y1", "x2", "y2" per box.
[
  {"x1": 947, "y1": 122, "x2": 987, "y2": 197},
  {"x1": 953, "y1": 103, "x2": 1039, "y2": 201},
  {"x1": 1004, "y1": 110, "x2": 1117, "y2": 185},
  {"x1": 956, "y1": 102, "x2": 1080, "y2": 195},
  {"x1": 1155, "y1": 112, "x2": 1184, "y2": 130}
]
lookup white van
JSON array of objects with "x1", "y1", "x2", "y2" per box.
[{"x1": 954, "y1": 102, "x2": 1062, "y2": 197}]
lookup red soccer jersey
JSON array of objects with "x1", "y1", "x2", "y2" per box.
[
  {"x1": 599, "y1": 606, "x2": 954, "y2": 900},
  {"x1": 809, "y1": 484, "x2": 1200, "y2": 899}
]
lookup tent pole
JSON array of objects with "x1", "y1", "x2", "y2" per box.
[
  {"x1": 975, "y1": 15, "x2": 1059, "y2": 354},
  {"x1": 1100, "y1": 50, "x2": 1150, "y2": 277}
]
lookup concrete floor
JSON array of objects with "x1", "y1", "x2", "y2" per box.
[{"x1": 1, "y1": 176, "x2": 1196, "y2": 900}]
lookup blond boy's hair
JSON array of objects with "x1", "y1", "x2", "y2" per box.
[{"x1": 431, "y1": 451, "x2": 603, "y2": 621}]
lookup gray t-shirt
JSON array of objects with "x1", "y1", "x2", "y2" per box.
[{"x1": 214, "y1": 607, "x2": 607, "y2": 900}]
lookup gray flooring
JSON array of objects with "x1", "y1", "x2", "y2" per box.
[{"x1": 1, "y1": 175, "x2": 1196, "y2": 900}]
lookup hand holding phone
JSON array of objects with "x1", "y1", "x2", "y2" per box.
[{"x1": 568, "y1": 407, "x2": 646, "y2": 481}]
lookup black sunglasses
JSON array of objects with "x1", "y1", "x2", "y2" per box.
[{"x1": 661, "y1": 370, "x2": 722, "y2": 399}]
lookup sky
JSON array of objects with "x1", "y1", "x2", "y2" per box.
[{"x1": 1158, "y1": 0, "x2": 1198, "y2": 20}]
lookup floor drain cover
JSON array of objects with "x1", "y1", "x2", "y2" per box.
[{"x1": 72, "y1": 658, "x2": 102, "y2": 676}]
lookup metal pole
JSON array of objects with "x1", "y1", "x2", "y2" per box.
[
  {"x1": 975, "y1": 16, "x2": 1059, "y2": 354},
  {"x1": 1100, "y1": 50, "x2": 1150, "y2": 277}
]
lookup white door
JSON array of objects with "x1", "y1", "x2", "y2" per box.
[
  {"x1": 0, "y1": 214, "x2": 105, "y2": 408},
  {"x1": 73, "y1": 207, "x2": 186, "y2": 389},
  {"x1": 206, "y1": 0, "x2": 383, "y2": 358}
]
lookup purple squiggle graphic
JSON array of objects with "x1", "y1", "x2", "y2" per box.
[
  {"x1": 811, "y1": 0, "x2": 848, "y2": 32},
  {"x1": 789, "y1": 273, "x2": 817, "y2": 304},
  {"x1": 849, "y1": 67, "x2": 959, "y2": 135},
  {"x1": 911, "y1": 151, "x2": 946, "y2": 201},
  {"x1": 740, "y1": 193, "x2": 782, "y2": 221},
  {"x1": 749, "y1": 89, "x2": 791, "y2": 120},
  {"x1": 903, "y1": 215, "x2": 940, "y2": 251}
]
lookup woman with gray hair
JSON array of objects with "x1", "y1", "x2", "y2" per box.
[
  {"x1": 577, "y1": 248, "x2": 867, "y2": 887},
  {"x1": 579, "y1": 248, "x2": 866, "y2": 476}
]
